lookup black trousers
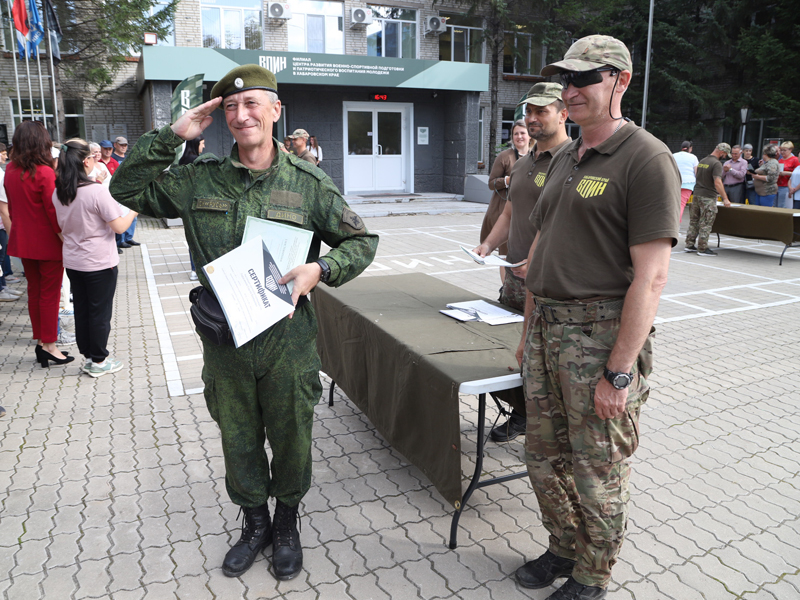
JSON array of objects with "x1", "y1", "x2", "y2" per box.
[{"x1": 66, "y1": 267, "x2": 118, "y2": 363}]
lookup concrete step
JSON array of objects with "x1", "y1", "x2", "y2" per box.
[
  {"x1": 343, "y1": 193, "x2": 462, "y2": 205},
  {"x1": 353, "y1": 200, "x2": 488, "y2": 218}
]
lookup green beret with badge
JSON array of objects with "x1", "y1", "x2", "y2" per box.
[{"x1": 210, "y1": 64, "x2": 279, "y2": 108}]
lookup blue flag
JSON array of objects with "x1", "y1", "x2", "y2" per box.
[{"x1": 26, "y1": 0, "x2": 44, "y2": 58}]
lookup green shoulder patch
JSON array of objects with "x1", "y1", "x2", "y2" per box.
[
  {"x1": 270, "y1": 190, "x2": 304, "y2": 208},
  {"x1": 340, "y1": 207, "x2": 365, "y2": 234}
]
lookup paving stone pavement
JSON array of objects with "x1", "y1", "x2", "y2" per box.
[{"x1": 1, "y1": 212, "x2": 800, "y2": 600}]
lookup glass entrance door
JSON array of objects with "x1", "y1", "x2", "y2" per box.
[{"x1": 344, "y1": 103, "x2": 411, "y2": 193}]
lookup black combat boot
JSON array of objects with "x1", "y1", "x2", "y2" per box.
[
  {"x1": 222, "y1": 504, "x2": 272, "y2": 577},
  {"x1": 516, "y1": 550, "x2": 576, "y2": 589},
  {"x1": 272, "y1": 500, "x2": 303, "y2": 580},
  {"x1": 546, "y1": 576, "x2": 607, "y2": 599}
]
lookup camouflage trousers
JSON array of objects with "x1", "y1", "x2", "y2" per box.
[
  {"x1": 522, "y1": 297, "x2": 654, "y2": 589},
  {"x1": 685, "y1": 194, "x2": 718, "y2": 251},
  {"x1": 201, "y1": 303, "x2": 323, "y2": 508},
  {"x1": 499, "y1": 269, "x2": 526, "y2": 312}
]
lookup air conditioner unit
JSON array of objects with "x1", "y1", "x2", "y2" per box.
[
  {"x1": 425, "y1": 15, "x2": 446, "y2": 35},
  {"x1": 268, "y1": 2, "x2": 292, "y2": 19},
  {"x1": 350, "y1": 7, "x2": 373, "y2": 26}
]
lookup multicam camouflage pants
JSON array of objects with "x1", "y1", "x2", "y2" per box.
[
  {"x1": 201, "y1": 303, "x2": 323, "y2": 508},
  {"x1": 522, "y1": 297, "x2": 654, "y2": 589},
  {"x1": 499, "y1": 269, "x2": 526, "y2": 312},
  {"x1": 685, "y1": 194, "x2": 718, "y2": 251}
]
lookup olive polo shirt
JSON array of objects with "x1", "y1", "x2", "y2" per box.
[
  {"x1": 506, "y1": 138, "x2": 571, "y2": 265},
  {"x1": 527, "y1": 123, "x2": 681, "y2": 300},
  {"x1": 694, "y1": 155, "x2": 723, "y2": 199}
]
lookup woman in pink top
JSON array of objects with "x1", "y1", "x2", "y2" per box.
[{"x1": 53, "y1": 138, "x2": 138, "y2": 377}]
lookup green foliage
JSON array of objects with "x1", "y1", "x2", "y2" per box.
[{"x1": 56, "y1": 0, "x2": 177, "y2": 92}]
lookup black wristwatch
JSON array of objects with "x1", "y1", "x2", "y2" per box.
[
  {"x1": 315, "y1": 258, "x2": 331, "y2": 283},
  {"x1": 603, "y1": 367, "x2": 634, "y2": 390}
]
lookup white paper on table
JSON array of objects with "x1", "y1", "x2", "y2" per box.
[
  {"x1": 440, "y1": 308, "x2": 477, "y2": 322},
  {"x1": 445, "y1": 300, "x2": 524, "y2": 325},
  {"x1": 242, "y1": 216, "x2": 314, "y2": 294},
  {"x1": 203, "y1": 237, "x2": 295, "y2": 348},
  {"x1": 460, "y1": 245, "x2": 527, "y2": 268}
]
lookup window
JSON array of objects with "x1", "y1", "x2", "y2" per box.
[
  {"x1": 477, "y1": 106, "x2": 485, "y2": 164},
  {"x1": 503, "y1": 32, "x2": 544, "y2": 75},
  {"x1": 10, "y1": 98, "x2": 85, "y2": 141},
  {"x1": 202, "y1": 0, "x2": 262, "y2": 50},
  {"x1": 288, "y1": 0, "x2": 344, "y2": 55},
  {"x1": 501, "y1": 107, "x2": 515, "y2": 146},
  {"x1": 367, "y1": 6, "x2": 416, "y2": 59},
  {"x1": 439, "y1": 14, "x2": 482, "y2": 63},
  {"x1": 149, "y1": 1, "x2": 175, "y2": 46}
]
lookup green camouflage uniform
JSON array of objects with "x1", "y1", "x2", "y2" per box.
[
  {"x1": 684, "y1": 194, "x2": 717, "y2": 251},
  {"x1": 110, "y1": 126, "x2": 378, "y2": 508},
  {"x1": 523, "y1": 298, "x2": 653, "y2": 589}
]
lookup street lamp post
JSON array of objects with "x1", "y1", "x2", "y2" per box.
[{"x1": 740, "y1": 107, "x2": 750, "y2": 147}]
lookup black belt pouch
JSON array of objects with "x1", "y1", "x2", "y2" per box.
[{"x1": 189, "y1": 286, "x2": 235, "y2": 346}]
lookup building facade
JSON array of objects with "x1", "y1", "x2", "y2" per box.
[{"x1": 1, "y1": 0, "x2": 546, "y2": 194}]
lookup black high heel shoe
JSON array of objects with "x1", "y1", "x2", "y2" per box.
[
  {"x1": 36, "y1": 344, "x2": 68, "y2": 357},
  {"x1": 35, "y1": 346, "x2": 75, "y2": 368}
]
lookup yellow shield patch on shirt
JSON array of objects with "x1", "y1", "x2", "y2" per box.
[{"x1": 576, "y1": 176, "x2": 609, "y2": 199}]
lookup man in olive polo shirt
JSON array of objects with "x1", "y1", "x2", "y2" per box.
[
  {"x1": 472, "y1": 81, "x2": 571, "y2": 443},
  {"x1": 514, "y1": 36, "x2": 680, "y2": 599},
  {"x1": 684, "y1": 142, "x2": 731, "y2": 256},
  {"x1": 290, "y1": 129, "x2": 317, "y2": 164}
]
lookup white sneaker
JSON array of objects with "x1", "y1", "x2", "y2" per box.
[
  {"x1": 59, "y1": 308, "x2": 74, "y2": 316},
  {"x1": 3, "y1": 288, "x2": 23, "y2": 296},
  {"x1": 0, "y1": 290, "x2": 19, "y2": 301},
  {"x1": 86, "y1": 357, "x2": 124, "y2": 377},
  {"x1": 82, "y1": 359, "x2": 92, "y2": 373},
  {"x1": 5, "y1": 276, "x2": 20, "y2": 283},
  {"x1": 189, "y1": 271, "x2": 198, "y2": 281}
]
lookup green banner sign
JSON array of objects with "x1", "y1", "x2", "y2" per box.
[
  {"x1": 170, "y1": 73, "x2": 204, "y2": 163},
  {"x1": 141, "y1": 47, "x2": 489, "y2": 93}
]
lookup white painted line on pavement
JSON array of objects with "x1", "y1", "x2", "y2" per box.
[
  {"x1": 654, "y1": 296, "x2": 800, "y2": 324},
  {"x1": 141, "y1": 243, "x2": 184, "y2": 397},
  {"x1": 185, "y1": 387, "x2": 205, "y2": 395},
  {"x1": 170, "y1": 330, "x2": 196, "y2": 336},
  {"x1": 176, "y1": 354, "x2": 203, "y2": 362},
  {"x1": 669, "y1": 257, "x2": 777, "y2": 280}
]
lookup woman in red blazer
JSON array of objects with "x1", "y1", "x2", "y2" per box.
[{"x1": 5, "y1": 121, "x2": 74, "y2": 367}]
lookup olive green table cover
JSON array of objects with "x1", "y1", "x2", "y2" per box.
[
  {"x1": 712, "y1": 205, "x2": 800, "y2": 247},
  {"x1": 314, "y1": 273, "x2": 524, "y2": 507}
]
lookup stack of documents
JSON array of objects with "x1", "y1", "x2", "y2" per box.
[{"x1": 440, "y1": 300, "x2": 524, "y2": 325}]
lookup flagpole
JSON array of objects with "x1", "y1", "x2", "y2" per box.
[
  {"x1": 35, "y1": 48, "x2": 47, "y2": 130},
  {"x1": 5, "y1": 0, "x2": 22, "y2": 127},
  {"x1": 23, "y1": 39, "x2": 34, "y2": 123},
  {"x1": 42, "y1": 1, "x2": 59, "y2": 140}
]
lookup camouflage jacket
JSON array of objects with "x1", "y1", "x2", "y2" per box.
[
  {"x1": 754, "y1": 158, "x2": 780, "y2": 196},
  {"x1": 110, "y1": 126, "x2": 378, "y2": 287}
]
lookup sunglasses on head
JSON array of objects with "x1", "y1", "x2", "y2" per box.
[{"x1": 560, "y1": 67, "x2": 618, "y2": 89}]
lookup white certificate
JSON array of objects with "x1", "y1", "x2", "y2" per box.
[
  {"x1": 203, "y1": 237, "x2": 296, "y2": 348},
  {"x1": 242, "y1": 216, "x2": 314, "y2": 294}
]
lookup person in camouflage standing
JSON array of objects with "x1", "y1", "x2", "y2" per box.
[
  {"x1": 110, "y1": 64, "x2": 378, "y2": 582},
  {"x1": 684, "y1": 143, "x2": 731, "y2": 256},
  {"x1": 512, "y1": 36, "x2": 680, "y2": 599}
]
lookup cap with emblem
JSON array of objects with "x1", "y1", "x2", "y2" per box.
[
  {"x1": 114, "y1": 136, "x2": 128, "y2": 145},
  {"x1": 210, "y1": 64, "x2": 278, "y2": 107},
  {"x1": 288, "y1": 128, "x2": 310, "y2": 140},
  {"x1": 715, "y1": 142, "x2": 732, "y2": 156},
  {"x1": 541, "y1": 35, "x2": 633, "y2": 76},
  {"x1": 517, "y1": 82, "x2": 564, "y2": 107}
]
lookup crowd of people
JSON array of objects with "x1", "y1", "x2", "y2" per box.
[{"x1": 0, "y1": 121, "x2": 138, "y2": 393}]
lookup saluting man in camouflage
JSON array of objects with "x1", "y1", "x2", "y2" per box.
[
  {"x1": 513, "y1": 36, "x2": 680, "y2": 599},
  {"x1": 110, "y1": 64, "x2": 378, "y2": 581}
]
